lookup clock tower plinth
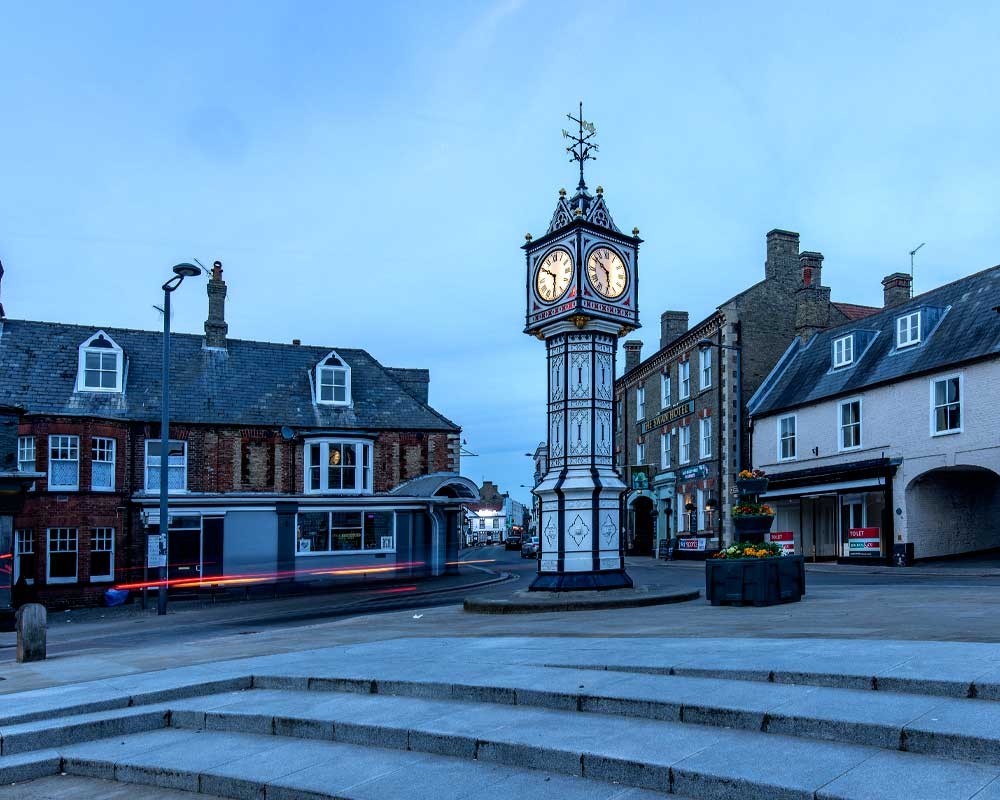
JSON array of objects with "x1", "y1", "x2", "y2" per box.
[{"x1": 523, "y1": 106, "x2": 640, "y2": 591}]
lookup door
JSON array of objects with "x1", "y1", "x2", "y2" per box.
[
  {"x1": 801, "y1": 496, "x2": 839, "y2": 560},
  {"x1": 201, "y1": 517, "x2": 224, "y2": 579},
  {"x1": 168, "y1": 529, "x2": 201, "y2": 582}
]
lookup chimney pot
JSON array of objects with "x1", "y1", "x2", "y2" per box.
[
  {"x1": 882, "y1": 272, "x2": 913, "y2": 308},
  {"x1": 292, "y1": 339, "x2": 301, "y2": 346},
  {"x1": 623, "y1": 339, "x2": 644, "y2": 373}
]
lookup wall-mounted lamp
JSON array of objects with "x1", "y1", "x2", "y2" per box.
[{"x1": 705, "y1": 497, "x2": 718, "y2": 512}]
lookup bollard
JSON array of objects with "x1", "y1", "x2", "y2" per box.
[{"x1": 16, "y1": 603, "x2": 47, "y2": 663}]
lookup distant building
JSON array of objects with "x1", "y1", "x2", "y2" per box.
[
  {"x1": 615, "y1": 230, "x2": 877, "y2": 557},
  {"x1": 464, "y1": 504, "x2": 505, "y2": 546},
  {"x1": 749, "y1": 267, "x2": 1000, "y2": 563},
  {"x1": 0, "y1": 262, "x2": 476, "y2": 608}
]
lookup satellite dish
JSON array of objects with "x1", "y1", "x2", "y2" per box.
[{"x1": 280, "y1": 426, "x2": 296, "y2": 441}]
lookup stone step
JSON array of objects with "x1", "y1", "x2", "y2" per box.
[
  {"x1": 162, "y1": 689, "x2": 1000, "y2": 799},
  {"x1": 248, "y1": 663, "x2": 1000, "y2": 765},
  {"x1": 32, "y1": 728, "x2": 669, "y2": 800}
]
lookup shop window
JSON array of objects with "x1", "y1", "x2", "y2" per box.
[
  {"x1": 931, "y1": 375, "x2": 962, "y2": 435},
  {"x1": 778, "y1": 415, "x2": 797, "y2": 461},
  {"x1": 838, "y1": 399, "x2": 862, "y2": 450},
  {"x1": 90, "y1": 528, "x2": 114, "y2": 582},
  {"x1": 48, "y1": 435, "x2": 80, "y2": 491},
  {"x1": 145, "y1": 440, "x2": 187, "y2": 493},
  {"x1": 14, "y1": 529, "x2": 34, "y2": 584},
  {"x1": 295, "y1": 510, "x2": 394, "y2": 554},
  {"x1": 91, "y1": 437, "x2": 116, "y2": 491},
  {"x1": 47, "y1": 528, "x2": 78, "y2": 583}
]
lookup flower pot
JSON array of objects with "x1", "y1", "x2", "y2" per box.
[
  {"x1": 705, "y1": 555, "x2": 805, "y2": 606},
  {"x1": 736, "y1": 477, "x2": 769, "y2": 495},
  {"x1": 732, "y1": 515, "x2": 775, "y2": 543}
]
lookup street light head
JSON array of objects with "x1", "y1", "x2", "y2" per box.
[{"x1": 172, "y1": 263, "x2": 201, "y2": 278}]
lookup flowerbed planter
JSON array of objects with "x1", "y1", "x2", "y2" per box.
[
  {"x1": 706, "y1": 555, "x2": 805, "y2": 607},
  {"x1": 736, "y1": 477, "x2": 769, "y2": 495},
  {"x1": 732, "y1": 514, "x2": 775, "y2": 543}
]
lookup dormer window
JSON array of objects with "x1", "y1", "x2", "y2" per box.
[
  {"x1": 316, "y1": 352, "x2": 351, "y2": 406},
  {"x1": 833, "y1": 335, "x2": 854, "y2": 368},
  {"x1": 896, "y1": 312, "x2": 921, "y2": 348},
  {"x1": 78, "y1": 331, "x2": 124, "y2": 393}
]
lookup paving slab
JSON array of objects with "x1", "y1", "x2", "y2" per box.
[
  {"x1": 816, "y1": 749, "x2": 1000, "y2": 800},
  {"x1": 0, "y1": 774, "x2": 218, "y2": 799},
  {"x1": 904, "y1": 700, "x2": 1000, "y2": 764}
]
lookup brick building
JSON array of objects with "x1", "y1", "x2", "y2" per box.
[
  {"x1": 749, "y1": 266, "x2": 1000, "y2": 563},
  {"x1": 0, "y1": 263, "x2": 476, "y2": 608},
  {"x1": 614, "y1": 229, "x2": 876, "y2": 556}
]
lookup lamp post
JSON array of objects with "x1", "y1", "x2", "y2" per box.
[
  {"x1": 698, "y1": 338, "x2": 743, "y2": 546},
  {"x1": 157, "y1": 263, "x2": 202, "y2": 616}
]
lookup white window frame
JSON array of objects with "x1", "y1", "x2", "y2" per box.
[
  {"x1": 833, "y1": 335, "x2": 854, "y2": 368},
  {"x1": 18, "y1": 436, "x2": 35, "y2": 473},
  {"x1": 660, "y1": 430, "x2": 670, "y2": 468},
  {"x1": 838, "y1": 398, "x2": 863, "y2": 451},
  {"x1": 696, "y1": 488, "x2": 705, "y2": 531},
  {"x1": 89, "y1": 528, "x2": 115, "y2": 582},
  {"x1": 46, "y1": 528, "x2": 78, "y2": 584},
  {"x1": 897, "y1": 312, "x2": 921, "y2": 349},
  {"x1": 777, "y1": 414, "x2": 797, "y2": 461},
  {"x1": 144, "y1": 439, "x2": 188, "y2": 494},
  {"x1": 699, "y1": 348, "x2": 712, "y2": 390},
  {"x1": 636, "y1": 441, "x2": 645, "y2": 465},
  {"x1": 14, "y1": 529, "x2": 34, "y2": 584},
  {"x1": 77, "y1": 331, "x2": 124, "y2": 393},
  {"x1": 636, "y1": 387, "x2": 645, "y2": 421},
  {"x1": 304, "y1": 438, "x2": 374, "y2": 494},
  {"x1": 930, "y1": 374, "x2": 963, "y2": 436},
  {"x1": 91, "y1": 437, "x2": 116, "y2": 491},
  {"x1": 295, "y1": 509, "x2": 396, "y2": 556},
  {"x1": 316, "y1": 351, "x2": 351, "y2": 406},
  {"x1": 48, "y1": 435, "x2": 80, "y2": 491},
  {"x1": 699, "y1": 417, "x2": 712, "y2": 460},
  {"x1": 679, "y1": 361, "x2": 691, "y2": 399},
  {"x1": 679, "y1": 425, "x2": 691, "y2": 464},
  {"x1": 660, "y1": 372, "x2": 671, "y2": 409}
]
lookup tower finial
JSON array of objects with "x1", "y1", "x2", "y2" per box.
[{"x1": 562, "y1": 101, "x2": 598, "y2": 191}]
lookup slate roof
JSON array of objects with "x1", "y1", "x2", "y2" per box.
[
  {"x1": 0, "y1": 319, "x2": 459, "y2": 431},
  {"x1": 749, "y1": 265, "x2": 1000, "y2": 417}
]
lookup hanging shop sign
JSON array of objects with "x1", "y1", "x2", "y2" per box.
[
  {"x1": 848, "y1": 527, "x2": 881, "y2": 556},
  {"x1": 629, "y1": 465, "x2": 651, "y2": 490},
  {"x1": 639, "y1": 400, "x2": 695, "y2": 435},
  {"x1": 768, "y1": 530, "x2": 796, "y2": 554}
]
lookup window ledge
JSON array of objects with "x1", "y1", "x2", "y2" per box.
[
  {"x1": 47, "y1": 577, "x2": 77, "y2": 584},
  {"x1": 295, "y1": 549, "x2": 395, "y2": 557},
  {"x1": 932, "y1": 429, "x2": 963, "y2": 437}
]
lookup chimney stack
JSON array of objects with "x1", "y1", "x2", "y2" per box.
[
  {"x1": 204, "y1": 261, "x2": 228, "y2": 349},
  {"x1": 882, "y1": 273, "x2": 912, "y2": 308},
  {"x1": 794, "y1": 252, "x2": 832, "y2": 341},
  {"x1": 623, "y1": 340, "x2": 643, "y2": 373},
  {"x1": 659, "y1": 310, "x2": 689, "y2": 349},
  {"x1": 0, "y1": 259, "x2": 6, "y2": 319},
  {"x1": 799, "y1": 251, "x2": 824, "y2": 287},
  {"x1": 765, "y1": 229, "x2": 801, "y2": 284}
]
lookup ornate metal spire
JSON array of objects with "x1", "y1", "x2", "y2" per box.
[{"x1": 562, "y1": 101, "x2": 598, "y2": 190}]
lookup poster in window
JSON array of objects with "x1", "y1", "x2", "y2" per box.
[{"x1": 297, "y1": 538, "x2": 311, "y2": 553}]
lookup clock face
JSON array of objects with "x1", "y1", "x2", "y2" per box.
[
  {"x1": 587, "y1": 247, "x2": 628, "y2": 299},
  {"x1": 535, "y1": 248, "x2": 574, "y2": 303}
]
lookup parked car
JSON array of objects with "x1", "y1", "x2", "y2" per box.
[
  {"x1": 505, "y1": 532, "x2": 522, "y2": 551},
  {"x1": 521, "y1": 536, "x2": 539, "y2": 559}
]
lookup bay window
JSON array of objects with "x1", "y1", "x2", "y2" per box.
[
  {"x1": 304, "y1": 439, "x2": 374, "y2": 494},
  {"x1": 90, "y1": 528, "x2": 114, "y2": 582},
  {"x1": 48, "y1": 435, "x2": 80, "y2": 491},
  {"x1": 91, "y1": 437, "x2": 116, "y2": 491},
  {"x1": 47, "y1": 528, "x2": 78, "y2": 583}
]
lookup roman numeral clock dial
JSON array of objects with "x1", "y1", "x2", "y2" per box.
[
  {"x1": 535, "y1": 249, "x2": 574, "y2": 302},
  {"x1": 587, "y1": 247, "x2": 627, "y2": 299}
]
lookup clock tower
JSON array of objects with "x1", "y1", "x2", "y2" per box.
[{"x1": 524, "y1": 105, "x2": 641, "y2": 591}]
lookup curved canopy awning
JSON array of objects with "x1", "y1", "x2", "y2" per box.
[{"x1": 389, "y1": 472, "x2": 480, "y2": 501}]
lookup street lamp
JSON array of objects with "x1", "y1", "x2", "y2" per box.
[{"x1": 157, "y1": 263, "x2": 201, "y2": 616}]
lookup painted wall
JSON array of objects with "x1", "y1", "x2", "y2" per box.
[{"x1": 223, "y1": 510, "x2": 278, "y2": 576}]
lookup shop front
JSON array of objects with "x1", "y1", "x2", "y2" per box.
[
  {"x1": 653, "y1": 463, "x2": 720, "y2": 560},
  {"x1": 762, "y1": 458, "x2": 898, "y2": 564}
]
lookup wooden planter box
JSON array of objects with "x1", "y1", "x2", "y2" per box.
[
  {"x1": 736, "y1": 478, "x2": 769, "y2": 496},
  {"x1": 732, "y1": 514, "x2": 775, "y2": 543},
  {"x1": 705, "y1": 555, "x2": 805, "y2": 607}
]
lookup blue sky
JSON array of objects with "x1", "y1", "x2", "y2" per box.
[{"x1": 2, "y1": 1, "x2": 998, "y2": 505}]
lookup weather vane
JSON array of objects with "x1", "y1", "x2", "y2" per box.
[{"x1": 562, "y1": 101, "x2": 598, "y2": 190}]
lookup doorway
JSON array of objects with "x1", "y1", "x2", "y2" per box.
[
  {"x1": 630, "y1": 496, "x2": 656, "y2": 556},
  {"x1": 166, "y1": 515, "x2": 224, "y2": 582},
  {"x1": 800, "y1": 495, "x2": 838, "y2": 560}
]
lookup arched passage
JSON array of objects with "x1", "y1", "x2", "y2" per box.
[
  {"x1": 905, "y1": 466, "x2": 1000, "y2": 559},
  {"x1": 628, "y1": 493, "x2": 657, "y2": 556}
]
